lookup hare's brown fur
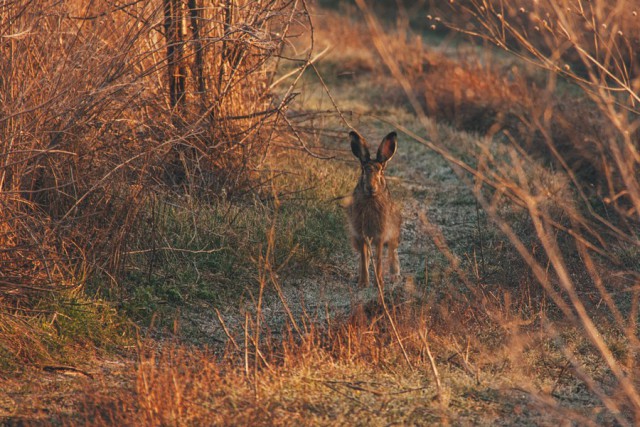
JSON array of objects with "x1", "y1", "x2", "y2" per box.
[{"x1": 347, "y1": 131, "x2": 402, "y2": 288}]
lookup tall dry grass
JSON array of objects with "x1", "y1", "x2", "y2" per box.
[
  {"x1": 351, "y1": 0, "x2": 640, "y2": 423},
  {"x1": 3, "y1": 1, "x2": 640, "y2": 424},
  {"x1": 0, "y1": 0, "x2": 307, "y2": 297},
  {"x1": 0, "y1": 0, "x2": 312, "y2": 368}
]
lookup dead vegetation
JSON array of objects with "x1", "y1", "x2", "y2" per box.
[
  {"x1": 0, "y1": 0, "x2": 306, "y2": 301},
  {"x1": 2, "y1": 0, "x2": 640, "y2": 425},
  {"x1": 0, "y1": 0, "x2": 313, "y2": 363}
]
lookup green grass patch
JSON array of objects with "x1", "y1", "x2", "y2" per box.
[{"x1": 107, "y1": 152, "x2": 353, "y2": 327}]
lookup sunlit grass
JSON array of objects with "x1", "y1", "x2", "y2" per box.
[{"x1": 3, "y1": 0, "x2": 640, "y2": 425}]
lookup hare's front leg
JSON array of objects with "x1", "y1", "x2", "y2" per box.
[
  {"x1": 373, "y1": 240, "x2": 385, "y2": 288},
  {"x1": 356, "y1": 240, "x2": 370, "y2": 288}
]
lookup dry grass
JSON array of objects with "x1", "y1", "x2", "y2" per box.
[
  {"x1": 0, "y1": 0, "x2": 307, "y2": 301},
  {"x1": 0, "y1": 0, "x2": 311, "y2": 366},
  {"x1": 31, "y1": 294, "x2": 618, "y2": 425},
  {"x1": 302, "y1": 1, "x2": 640, "y2": 423},
  {"x1": 3, "y1": 0, "x2": 640, "y2": 425}
]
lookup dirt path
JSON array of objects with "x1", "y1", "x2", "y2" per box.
[{"x1": 183, "y1": 118, "x2": 480, "y2": 347}]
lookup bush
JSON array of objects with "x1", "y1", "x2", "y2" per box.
[{"x1": 0, "y1": 0, "x2": 307, "y2": 301}]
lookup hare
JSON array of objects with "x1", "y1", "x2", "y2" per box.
[{"x1": 347, "y1": 130, "x2": 402, "y2": 288}]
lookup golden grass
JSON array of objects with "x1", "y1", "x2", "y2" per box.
[
  {"x1": 0, "y1": 0, "x2": 307, "y2": 302},
  {"x1": 317, "y1": 1, "x2": 640, "y2": 422},
  {"x1": 28, "y1": 292, "x2": 617, "y2": 425},
  {"x1": 2, "y1": 0, "x2": 640, "y2": 425}
]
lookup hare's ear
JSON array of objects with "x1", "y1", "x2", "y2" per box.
[
  {"x1": 350, "y1": 131, "x2": 370, "y2": 163},
  {"x1": 377, "y1": 132, "x2": 397, "y2": 163}
]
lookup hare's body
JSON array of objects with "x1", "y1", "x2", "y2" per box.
[{"x1": 347, "y1": 131, "x2": 402, "y2": 288}]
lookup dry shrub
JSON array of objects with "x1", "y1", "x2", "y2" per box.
[
  {"x1": 416, "y1": 58, "x2": 530, "y2": 133},
  {"x1": 431, "y1": 0, "x2": 640, "y2": 74},
  {"x1": 69, "y1": 301, "x2": 435, "y2": 425},
  {"x1": 434, "y1": 1, "x2": 640, "y2": 215},
  {"x1": 414, "y1": 52, "x2": 620, "y2": 192},
  {"x1": 0, "y1": 0, "x2": 308, "y2": 303},
  {"x1": 345, "y1": 0, "x2": 640, "y2": 422},
  {"x1": 65, "y1": 289, "x2": 612, "y2": 425}
]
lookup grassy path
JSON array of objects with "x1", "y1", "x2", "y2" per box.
[{"x1": 2, "y1": 5, "x2": 622, "y2": 425}]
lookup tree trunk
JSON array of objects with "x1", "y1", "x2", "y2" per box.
[
  {"x1": 163, "y1": 0, "x2": 186, "y2": 115},
  {"x1": 188, "y1": 0, "x2": 206, "y2": 109}
]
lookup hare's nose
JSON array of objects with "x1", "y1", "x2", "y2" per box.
[{"x1": 364, "y1": 183, "x2": 378, "y2": 196}]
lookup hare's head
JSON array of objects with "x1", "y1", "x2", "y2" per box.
[{"x1": 350, "y1": 131, "x2": 397, "y2": 197}]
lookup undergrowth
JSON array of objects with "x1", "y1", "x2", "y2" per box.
[
  {"x1": 0, "y1": 296, "x2": 131, "y2": 373},
  {"x1": 3, "y1": 0, "x2": 640, "y2": 425},
  {"x1": 49, "y1": 297, "x2": 619, "y2": 426},
  {"x1": 96, "y1": 152, "x2": 353, "y2": 331}
]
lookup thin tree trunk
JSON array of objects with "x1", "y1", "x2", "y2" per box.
[
  {"x1": 188, "y1": 0, "x2": 206, "y2": 109},
  {"x1": 163, "y1": 0, "x2": 188, "y2": 185},
  {"x1": 164, "y1": 0, "x2": 186, "y2": 114},
  {"x1": 218, "y1": 0, "x2": 233, "y2": 94}
]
